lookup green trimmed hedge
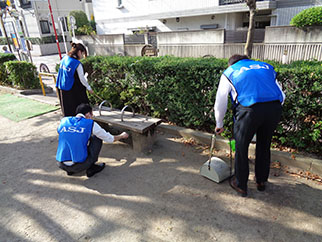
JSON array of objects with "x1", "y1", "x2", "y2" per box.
[
  {"x1": 290, "y1": 7, "x2": 322, "y2": 28},
  {"x1": 82, "y1": 56, "x2": 322, "y2": 156},
  {"x1": 4, "y1": 61, "x2": 40, "y2": 89},
  {"x1": 0, "y1": 53, "x2": 17, "y2": 84},
  {"x1": 0, "y1": 55, "x2": 40, "y2": 89}
]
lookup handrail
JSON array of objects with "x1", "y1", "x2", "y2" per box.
[
  {"x1": 120, "y1": 105, "x2": 135, "y2": 121},
  {"x1": 38, "y1": 72, "x2": 57, "y2": 96},
  {"x1": 98, "y1": 100, "x2": 113, "y2": 116}
]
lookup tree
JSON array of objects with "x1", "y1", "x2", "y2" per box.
[{"x1": 244, "y1": 0, "x2": 256, "y2": 58}]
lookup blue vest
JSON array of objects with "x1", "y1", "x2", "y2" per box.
[
  {"x1": 223, "y1": 59, "x2": 284, "y2": 107},
  {"x1": 56, "y1": 56, "x2": 81, "y2": 91},
  {"x1": 56, "y1": 116, "x2": 94, "y2": 163}
]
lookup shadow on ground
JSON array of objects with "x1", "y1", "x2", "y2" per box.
[{"x1": 0, "y1": 112, "x2": 321, "y2": 242}]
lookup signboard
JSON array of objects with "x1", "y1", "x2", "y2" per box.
[
  {"x1": 11, "y1": 33, "x2": 19, "y2": 49},
  {"x1": 141, "y1": 44, "x2": 158, "y2": 57}
]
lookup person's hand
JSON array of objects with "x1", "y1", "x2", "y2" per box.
[
  {"x1": 215, "y1": 127, "x2": 224, "y2": 135},
  {"x1": 120, "y1": 132, "x2": 129, "y2": 139},
  {"x1": 88, "y1": 89, "x2": 94, "y2": 94}
]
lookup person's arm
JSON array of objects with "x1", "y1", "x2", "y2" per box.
[
  {"x1": 276, "y1": 79, "x2": 286, "y2": 104},
  {"x1": 92, "y1": 122, "x2": 129, "y2": 143},
  {"x1": 76, "y1": 64, "x2": 93, "y2": 93},
  {"x1": 214, "y1": 74, "x2": 232, "y2": 133}
]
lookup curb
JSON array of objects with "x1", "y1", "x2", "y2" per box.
[{"x1": 156, "y1": 123, "x2": 322, "y2": 177}]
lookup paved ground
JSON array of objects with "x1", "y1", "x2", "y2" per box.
[
  {"x1": 32, "y1": 54, "x2": 61, "y2": 75},
  {"x1": 0, "y1": 91, "x2": 322, "y2": 241}
]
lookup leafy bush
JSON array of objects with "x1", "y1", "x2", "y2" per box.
[
  {"x1": 290, "y1": 7, "x2": 322, "y2": 27},
  {"x1": 273, "y1": 64, "x2": 322, "y2": 155},
  {"x1": 0, "y1": 53, "x2": 17, "y2": 84},
  {"x1": 4, "y1": 61, "x2": 40, "y2": 89},
  {"x1": 68, "y1": 10, "x2": 89, "y2": 35},
  {"x1": 82, "y1": 56, "x2": 322, "y2": 156},
  {"x1": 77, "y1": 25, "x2": 96, "y2": 35},
  {"x1": 0, "y1": 38, "x2": 13, "y2": 45},
  {"x1": 26, "y1": 35, "x2": 66, "y2": 45}
]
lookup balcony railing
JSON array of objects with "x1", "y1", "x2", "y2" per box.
[{"x1": 219, "y1": 0, "x2": 267, "y2": 5}]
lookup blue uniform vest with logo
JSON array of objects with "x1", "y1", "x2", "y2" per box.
[
  {"x1": 56, "y1": 56, "x2": 80, "y2": 91},
  {"x1": 223, "y1": 59, "x2": 284, "y2": 107},
  {"x1": 56, "y1": 116, "x2": 94, "y2": 163}
]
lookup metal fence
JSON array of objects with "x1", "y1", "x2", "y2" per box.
[{"x1": 157, "y1": 43, "x2": 322, "y2": 62}]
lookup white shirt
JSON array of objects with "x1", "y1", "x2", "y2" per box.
[
  {"x1": 76, "y1": 113, "x2": 114, "y2": 143},
  {"x1": 76, "y1": 64, "x2": 92, "y2": 91},
  {"x1": 214, "y1": 74, "x2": 285, "y2": 129}
]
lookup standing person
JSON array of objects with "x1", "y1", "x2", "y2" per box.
[
  {"x1": 214, "y1": 54, "x2": 285, "y2": 197},
  {"x1": 56, "y1": 103, "x2": 129, "y2": 177},
  {"x1": 56, "y1": 43, "x2": 93, "y2": 116}
]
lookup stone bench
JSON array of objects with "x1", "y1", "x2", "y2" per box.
[{"x1": 93, "y1": 102, "x2": 162, "y2": 152}]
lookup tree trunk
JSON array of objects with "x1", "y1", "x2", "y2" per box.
[{"x1": 245, "y1": 0, "x2": 256, "y2": 58}]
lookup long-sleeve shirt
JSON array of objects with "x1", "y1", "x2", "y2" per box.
[
  {"x1": 76, "y1": 113, "x2": 114, "y2": 143},
  {"x1": 214, "y1": 74, "x2": 285, "y2": 129},
  {"x1": 76, "y1": 64, "x2": 92, "y2": 91}
]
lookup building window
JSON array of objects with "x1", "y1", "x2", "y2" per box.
[
  {"x1": 40, "y1": 20, "x2": 50, "y2": 34},
  {"x1": 64, "y1": 17, "x2": 69, "y2": 31},
  {"x1": 19, "y1": 0, "x2": 31, "y2": 9}
]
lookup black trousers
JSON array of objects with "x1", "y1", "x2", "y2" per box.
[
  {"x1": 57, "y1": 136, "x2": 102, "y2": 173},
  {"x1": 233, "y1": 101, "x2": 282, "y2": 191}
]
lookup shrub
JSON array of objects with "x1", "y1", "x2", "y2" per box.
[
  {"x1": 0, "y1": 53, "x2": 17, "y2": 84},
  {"x1": 0, "y1": 38, "x2": 13, "y2": 45},
  {"x1": 68, "y1": 10, "x2": 89, "y2": 35},
  {"x1": 4, "y1": 61, "x2": 40, "y2": 89},
  {"x1": 26, "y1": 35, "x2": 66, "y2": 45},
  {"x1": 77, "y1": 25, "x2": 96, "y2": 35},
  {"x1": 290, "y1": 7, "x2": 322, "y2": 28}
]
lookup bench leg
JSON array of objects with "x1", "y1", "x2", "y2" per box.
[{"x1": 131, "y1": 129, "x2": 156, "y2": 153}]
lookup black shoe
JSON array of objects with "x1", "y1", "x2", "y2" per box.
[
  {"x1": 256, "y1": 182, "x2": 266, "y2": 191},
  {"x1": 86, "y1": 163, "x2": 105, "y2": 177},
  {"x1": 66, "y1": 171, "x2": 75, "y2": 176},
  {"x1": 253, "y1": 176, "x2": 266, "y2": 191},
  {"x1": 229, "y1": 176, "x2": 247, "y2": 197}
]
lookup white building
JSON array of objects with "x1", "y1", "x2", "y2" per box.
[
  {"x1": 93, "y1": 0, "x2": 322, "y2": 35},
  {"x1": 2, "y1": 0, "x2": 94, "y2": 39}
]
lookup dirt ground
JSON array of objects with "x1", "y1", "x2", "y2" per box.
[{"x1": 1, "y1": 108, "x2": 322, "y2": 242}]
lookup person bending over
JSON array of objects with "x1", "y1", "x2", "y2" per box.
[
  {"x1": 56, "y1": 103, "x2": 129, "y2": 177},
  {"x1": 214, "y1": 54, "x2": 285, "y2": 197}
]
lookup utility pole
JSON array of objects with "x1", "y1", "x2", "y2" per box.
[{"x1": 48, "y1": 0, "x2": 62, "y2": 59}]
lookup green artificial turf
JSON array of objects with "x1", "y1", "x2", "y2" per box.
[{"x1": 0, "y1": 93, "x2": 59, "y2": 122}]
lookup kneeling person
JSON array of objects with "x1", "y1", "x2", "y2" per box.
[{"x1": 56, "y1": 103, "x2": 129, "y2": 177}]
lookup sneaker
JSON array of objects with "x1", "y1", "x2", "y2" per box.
[{"x1": 86, "y1": 163, "x2": 105, "y2": 177}]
